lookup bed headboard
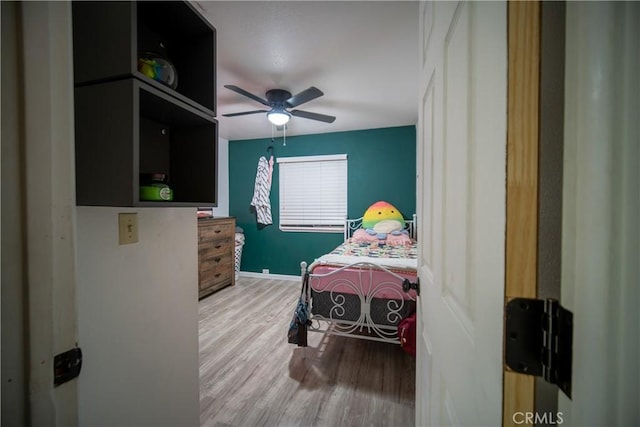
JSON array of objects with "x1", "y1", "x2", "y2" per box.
[{"x1": 344, "y1": 214, "x2": 417, "y2": 241}]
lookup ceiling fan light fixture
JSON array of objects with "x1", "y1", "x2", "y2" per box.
[{"x1": 267, "y1": 110, "x2": 291, "y2": 126}]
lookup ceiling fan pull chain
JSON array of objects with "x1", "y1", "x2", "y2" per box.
[{"x1": 283, "y1": 124, "x2": 287, "y2": 147}]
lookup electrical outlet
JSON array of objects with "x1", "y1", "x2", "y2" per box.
[
  {"x1": 118, "y1": 213, "x2": 138, "y2": 245},
  {"x1": 262, "y1": 269, "x2": 269, "y2": 274}
]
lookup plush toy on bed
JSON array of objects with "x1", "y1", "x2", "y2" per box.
[{"x1": 352, "y1": 201, "x2": 412, "y2": 246}]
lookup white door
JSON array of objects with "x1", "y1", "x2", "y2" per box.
[{"x1": 415, "y1": 2, "x2": 507, "y2": 425}]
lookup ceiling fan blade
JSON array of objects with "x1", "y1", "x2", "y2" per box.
[
  {"x1": 222, "y1": 110, "x2": 268, "y2": 117},
  {"x1": 290, "y1": 109, "x2": 336, "y2": 123},
  {"x1": 286, "y1": 87, "x2": 324, "y2": 108},
  {"x1": 224, "y1": 85, "x2": 270, "y2": 106}
]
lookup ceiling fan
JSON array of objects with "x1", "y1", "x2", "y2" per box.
[{"x1": 222, "y1": 85, "x2": 336, "y2": 126}]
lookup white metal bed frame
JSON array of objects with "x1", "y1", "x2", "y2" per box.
[
  {"x1": 343, "y1": 213, "x2": 418, "y2": 241},
  {"x1": 301, "y1": 215, "x2": 417, "y2": 345}
]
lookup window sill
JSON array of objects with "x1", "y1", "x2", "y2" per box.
[{"x1": 279, "y1": 226, "x2": 344, "y2": 233}]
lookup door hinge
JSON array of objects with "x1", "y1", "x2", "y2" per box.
[
  {"x1": 402, "y1": 277, "x2": 420, "y2": 296},
  {"x1": 505, "y1": 298, "x2": 573, "y2": 399},
  {"x1": 54, "y1": 347, "x2": 82, "y2": 387}
]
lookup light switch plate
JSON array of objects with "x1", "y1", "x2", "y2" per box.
[{"x1": 118, "y1": 213, "x2": 138, "y2": 245}]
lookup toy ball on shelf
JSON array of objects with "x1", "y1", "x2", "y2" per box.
[{"x1": 137, "y1": 52, "x2": 178, "y2": 90}]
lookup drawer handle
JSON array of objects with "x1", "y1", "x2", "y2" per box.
[
  {"x1": 214, "y1": 229, "x2": 221, "y2": 234},
  {"x1": 214, "y1": 257, "x2": 222, "y2": 263},
  {"x1": 215, "y1": 244, "x2": 222, "y2": 249},
  {"x1": 214, "y1": 273, "x2": 221, "y2": 278}
]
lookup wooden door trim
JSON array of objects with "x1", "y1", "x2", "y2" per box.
[{"x1": 503, "y1": 1, "x2": 540, "y2": 426}]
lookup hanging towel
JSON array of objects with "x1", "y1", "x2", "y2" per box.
[{"x1": 251, "y1": 156, "x2": 273, "y2": 225}]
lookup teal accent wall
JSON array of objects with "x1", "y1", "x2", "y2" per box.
[{"x1": 229, "y1": 125, "x2": 416, "y2": 275}]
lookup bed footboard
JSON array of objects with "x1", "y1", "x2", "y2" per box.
[{"x1": 300, "y1": 260, "x2": 417, "y2": 344}]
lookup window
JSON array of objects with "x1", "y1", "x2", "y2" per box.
[{"x1": 277, "y1": 154, "x2": 347, "y2": 232}]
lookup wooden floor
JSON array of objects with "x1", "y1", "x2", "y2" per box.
[{"x1": 199, "y1": 276, "x2": 415, "y2": 427}]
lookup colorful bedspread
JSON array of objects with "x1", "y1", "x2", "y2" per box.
[
  {"x1": 330, "y1": 239, "x2": 417, "y2": 260},
  {"x1": 310, "y1": 239, "x2": 418, "y2": 273}
]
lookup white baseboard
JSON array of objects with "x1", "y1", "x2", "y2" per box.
[{"x1": 238, "y1": 271, "x2": 300, "y2": 282}]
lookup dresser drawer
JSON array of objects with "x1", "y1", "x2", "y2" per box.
[
  {"x1": 198, "y1": 219, "x2": 234, "y2": 242},
  {"x1": 199, "y1": 264, "x2": 233, "y2": 292},
  {"x1": 199, "y1": 251, "x2": 233, "y2": 275},
  {"x1": 198, "y1": 239, "x2": 232, "y2": 260}
]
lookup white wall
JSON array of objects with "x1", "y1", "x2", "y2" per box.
[
  {"x1": 75, "y1": 207, "x2": 200, "y2": 427},
  {"x1": 211, "y1": 136, "x2": 230, "y2": 217}
]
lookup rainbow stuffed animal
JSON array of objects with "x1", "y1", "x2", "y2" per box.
[{"x1": 361, "y1": 201, "x2": 405, "y2": 239}]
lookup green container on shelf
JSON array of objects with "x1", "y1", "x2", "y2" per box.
[{"x1": 140, "y1": 173, "x2": 173, "y2": 201}]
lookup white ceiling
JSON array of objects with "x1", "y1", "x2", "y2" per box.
[{"x1": 193, "y1": 1, "x2": 419, "y2": 141}]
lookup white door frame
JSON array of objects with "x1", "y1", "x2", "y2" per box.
[
  {"x1": 560, "y1": 2, "x2": 639, "y2": 424},
  {"x1": 503, "y1": 2, "x2": 541, "y2": 423},
  {"x1": 503, "y1": 1, "x2": 639, "y2": 425},
  {"x1": 2, "y1": 2, "x2": 79, "y2": 425}
]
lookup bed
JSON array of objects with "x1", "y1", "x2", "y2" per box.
[{"x1": 300, "y1": 213, "x2": 418, "y2": 345}]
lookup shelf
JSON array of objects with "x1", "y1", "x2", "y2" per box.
[
  {"x1": 72, "y1": 1, "x2": 218, "y2": 208},
  {"x1": 72, "y1": 0, "x2": 216, "y2": 116},
  {"x1": 74, "y1": 78, "x2": 218, "y2": 207}
]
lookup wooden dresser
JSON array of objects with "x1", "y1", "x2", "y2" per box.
[{"x1": 198, "y1": 217, "x2": 235, "y2": 299}]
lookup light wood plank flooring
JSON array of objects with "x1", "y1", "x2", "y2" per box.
[{"x1": 199, "y1": 276, "x2": 415, "y2": 427}]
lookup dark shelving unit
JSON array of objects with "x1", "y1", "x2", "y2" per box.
[{"x1": 72, "y1": 0, "x2": 218, "y2": 207}]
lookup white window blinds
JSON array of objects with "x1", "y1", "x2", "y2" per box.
[{"x1": 277, "y1": 154, "x2": 348, "y2": 232}]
